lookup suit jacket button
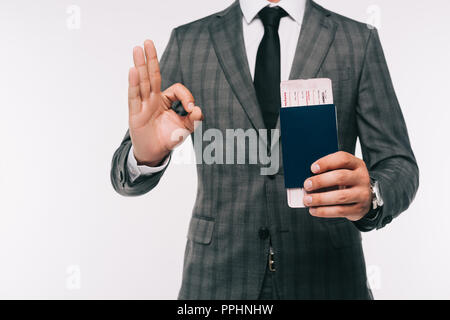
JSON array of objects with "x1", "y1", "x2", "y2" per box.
[
  {"x1": 258, "y1": 228, "x2": 270, "y2": 240},
  {"x1": 267, "y1": 175, "x2": 276, "y2": 180}
]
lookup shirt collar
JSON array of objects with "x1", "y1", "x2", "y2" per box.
[{"x1": 239, "y1": 0, "x2": 306, "y2": 25}]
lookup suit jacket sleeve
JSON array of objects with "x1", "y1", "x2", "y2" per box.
[
  {"x1": 110, "y1": 29, "x2": 183, "y2": 196},
  {"x1": 353, "y1": 28, "x2": 419, "y2": 231}
]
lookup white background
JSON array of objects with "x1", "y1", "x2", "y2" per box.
[{"x1": 0, "y1": 0, "x2": 449, "y2": 299}]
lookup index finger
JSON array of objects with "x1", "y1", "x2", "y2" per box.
[
  {"x1": 163, "y1": 83, "x2": 195, "y2": 113},
  {"x1": 311, "y1": 152, "x2": 360, "y2": 174}
]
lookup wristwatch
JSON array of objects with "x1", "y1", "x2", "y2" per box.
[
  {"x1": 370, "y1": 178, "x2": 384, "y2": 211},
  {"x1": 353, "y1": 178, "x2": 384, "y2": 229},
  {"x1": 363, "y1": 178, "x2": 384, "y2": 220}
]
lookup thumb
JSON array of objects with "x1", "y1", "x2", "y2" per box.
[{"x1": 163, "y1": 83, "x2": 195, "y2": 113}]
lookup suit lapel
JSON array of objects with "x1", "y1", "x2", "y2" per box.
[
  {"x1": 273, "y1": 0, "x2": 337, "y2": 140},
  {"x1": 209, "y1": 1, "x2": 337, "y2": 150},
  {"x1": 209, "y1": 1, "x2": 266, "y2": 133},
  {"x1": 289, "y1": 1, "x2": 337, "y2": 81}
]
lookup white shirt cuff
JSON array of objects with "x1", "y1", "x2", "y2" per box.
[{"x1": 127, "y1": 146, "x2": 170, "y2": 183}]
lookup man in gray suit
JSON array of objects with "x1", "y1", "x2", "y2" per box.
[{"x1": 111, "y1": 0, "x2": 418, "y2": 299}]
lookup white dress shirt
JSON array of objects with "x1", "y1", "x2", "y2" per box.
[{"x1": 127, "y1": 0, "x2": 306, "y2": 182}]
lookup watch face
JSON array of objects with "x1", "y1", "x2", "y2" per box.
[{"x1": 373, "y1": 181, "x2": 384, "y2": 207}]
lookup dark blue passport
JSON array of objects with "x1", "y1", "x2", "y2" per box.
[{"x1": 279, "y1": 104, "x2": 339, "y2": 189}]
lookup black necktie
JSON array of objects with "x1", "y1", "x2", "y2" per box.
[{"x1": 254, "y1": 6, "x2": 288, "y2": 132}]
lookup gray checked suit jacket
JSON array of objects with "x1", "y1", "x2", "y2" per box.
[{"x1": 111, "y1": 0, "x2": 419, "y2": 299}]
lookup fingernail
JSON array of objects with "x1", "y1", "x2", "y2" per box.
[
  {"x1": 304, "y1": 180, "x2": 312, "y2": 190},
  {"x1": 187, "y1": 102, "x2": 194, "y2": 111},
  {"x1": 309, "y1": 208, "x2": 316, "y2": 215},
  {"x1": 304, "y1": 196, "x2": 312, "y2": 206},
  {"x1": 311, "y1": 163, "x2": 320, "y2": 173}
]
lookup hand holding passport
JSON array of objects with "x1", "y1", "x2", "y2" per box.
[{"x1": 279, "y1": 78, "x2": 339, "y2": 208}]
